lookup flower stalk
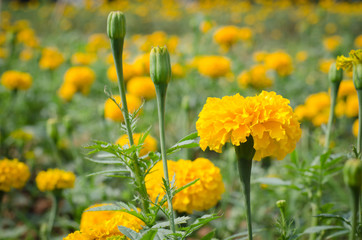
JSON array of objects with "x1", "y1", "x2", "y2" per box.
[
  {"x1": 46, "y1": 192, "x2": 58, "y2": 239},
  {"x1": 356, "y1": 89, "x2": 362, "y2": 156},
  {"x1": 235, "y1": 136, "x2": 256, "y2": 240}
]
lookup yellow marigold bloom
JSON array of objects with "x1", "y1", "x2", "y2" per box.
[
  {"x1": 80, "y1": 203, "x2": 144, "y2": 239},
  {"x1": 353, "y1": 119, "x2": 359, "y2": 137},
  {"x1": 1, "y1": 70, "x2": 32, "y2": 90},
  {"x1": 126, "y1": 76, "x2": 156, "y2": 100},
  {"x1": 195, "y1": 55, "x2": 231, "y2": 78},
  {"x1": 63, "y1": 231, "x2": 90, "y2": 240},
  {"x1": 107, "y1": 63, "x2": 134, "y2": 83},
  {"x1": 237, "y1": 64, "x2": 273, "y2": 89},
  {"x1": 253, "y1": 51, "x2": 268, "y2": 63},
  {"x1": 132, "y1": 54, "x2": 150, "y2": 76},
  {"x1": 39, "y1": 47, "x2": 64, "y2": 70},
  {"x1": 196, "y1": 91, "x2": 302, "y2": 160},
  {"x1": 355, "y1": 35, "x2": 362, "y2": 48},
  {"x1": 0, "y1": 158, "x2": 30, "y2": 192},
  {"x1": 338, "y1": 80, "x2": 356, "y2": 98},
  {"x1": 63, "y1": 66, "x2": 95, "y2": 95},
  {"x1": 296, "y1": 51, "x2": 308, "y2": 62},
  {"x1": 199, "y1": 20, "x2": 213, "y2": 33},
  {"x1": 213, "y1": 25, "x2": 240, "y2": 47},
  {"x1": 146, "y1": 158, "x2": 225, "y2": 214},
  {"x1": 20, "y1": 48, "x2": 34, "y2": 62},
  {"x1": 323, "y1": 35, "x2": 342, "y2": 52},
  {"x1": 264, "y1": 51, "x2": 293, "y2": 77},
  {"x1": 172, "y1": 63, "x2": 186, "y2": 78},
  {"x1": 16, "y1": 28, "x2": 39, "y2": 48},
  {"x1": 104, "y1": 95, "x2": 142, "y2": 122},
  {"x1": 36, "y1": 168, "x2": 76, "y2": 192},
  {"x1": 58, "y1": 83, "x2": 77, "y2": 102},
  {"x1": 336, "y1": 49, "x2": 362, "y2": 71},
  {"x1": 86, "y1": 33, "x2": 110, "y2": 53},
  {"x1": 116, "y1": 133, "x2": 157, "y2": 157},
  {"x1": 71, "y1": 52, "x2": 96, "y2": 65},
  {"x1": 319, "y1": 59, "x2": 334, "y2": 74},
  {"x1": 345, "y1": 94, "x2": 359, "y2": 117},
  {"x1": 238, "y1": 27, "x2": 253, "y2": 41}
]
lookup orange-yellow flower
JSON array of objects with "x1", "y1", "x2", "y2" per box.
[
  {"x1": 0, "y1": 158, "x2": 30, "y2": 192},
  {"x1": 1, "y1": 70, "x2": 32, "y2": 90},
  {"x1": 195, "y1": 55, "x2": 231, "y2": 78},
  {"x1": 126, "y1": 76, "x2": 156, "y2": 100},
  {"x1": 35, "y1": 168, "x2": 75, "y2": 192},
  {"x1": 104, "y1": 95, "x2": 142, "y2": 122},
  {"x1": 264, "y1": 51, "x2": 293, "y2": 77}
]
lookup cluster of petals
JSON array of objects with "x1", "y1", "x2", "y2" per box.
[
  {"x1": 0, "y1": 158, "x2": 30, "y2": 192},
  {"x1": 1, "y1": 70, "x2": 32, "y2": 91},
  {"x1": 196, "y1": 91, "x2": 302, "y2": 160},
  {"x1": 35, "y1": 168, "x2": 76, "y2": 192},
  {"x1": 145, "y1": 158, "x2": 225, "y2": 214},
  {"x1": 336, "y1": 49, "x2": 362, "y2": 71}
]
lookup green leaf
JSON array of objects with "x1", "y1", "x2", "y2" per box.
[
  {"x1": 85, "y1": 157, "x2": 123, "y2": 165},
  {"x1": 181, "y1": 214, "x2": 220, "y2": 238},
  {"x1": 85, "y1": 204, "x2": 122, "y2": 212},
  {"x1": 152, "y1": 216, "x2": 190, "y2": 228},
  {"x1": 300, "y1": 225, "x2": 344, "y2": 235},
  {"x1": 178, "y1": 132, "x2": 199, "y2": 142},
  {"x1": 253, "y1": 177, "x2": 292, "y2": 186},
  {"x1": 167, "y1": 140, "x2": 199, "y2": 155},
  {"x1": 118, "y1": 226, "x2": 141, "y2": 240},
  {"x1": 86, "y1": 168, "x2": 129, "y2": 177},
  {"x1": 314, "y1": 214, "x2": 351, "y2": 226},
  {"x1": 326, "y1": 229, "x2": 349, "y2": 239},
  {"x1": 175, "y1": 179, "x2": 199, "y2": 195},
  {"x1": 140, "y1": 229, "x2": 158, "y2": 240},
  {"x1": 224, "y1": 230, "x2": 249, "y2": 240},
  {"x1": 200, "y1": 230, "x2": 216, "y2": 240}
]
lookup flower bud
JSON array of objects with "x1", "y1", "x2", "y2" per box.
[
  {"x1": 46, "y1": 118, "x2": 58, "y2": 142},
  {"x1": 276, "y1": 200, "x2": 286, "y2": 210},
  {"x1": 328, "y1": 62, "x2": 343, "y2": 84},
  {"x1": 107, "y1": 11, "x2": 126, "y2": 40},
  {"x1": 353, "y1": 63, "x2": 362, "y2": 90},
  {"x1": 150, "y1": 46, "x2": 171, "y2": 85},
  {"x1": 343, "y1": 159, "x2": 362, "y2": 188}
]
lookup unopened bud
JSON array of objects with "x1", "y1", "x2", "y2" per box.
[
  {"x1": 328, "y1": 63, "x2": 343, "y2": 84},
  {"x1": 107, "y1": 11, "x2": 126, "y2": 40},
  {"x1": 343, "y1": 159, "x2": 362, "y2": 188},
  {"x1": 150, "y1": 46, "x2": 171, "y2": 85},
  {"x1": 276, "y1": 200, "x2": 286, "y2": 209},
  {"x1": 353, "y1": 64, "x2": 362, "y2": 90}
]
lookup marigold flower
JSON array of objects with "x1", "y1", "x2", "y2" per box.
[
  {"x1": 16, "y1": 28, "x2": 39, "y2": 48},
  {"x1": 126, "y1": 76, "x2": 156, "y2": 100},
  {"x1": 71, "y1": 52, "x2": 96, "y2": 65},
  {"x1": 63, "y1": 231, "x2": 90, "y2": 240},
  {"x1": 295, "y1": 92, "x2": 330, "y2": 126},
  {"x1": 336, "y1": 49, "x2": 362, "y2": 71},
  {"x1": 213, "y1": 25, "x2": 240, "y2": 47},
  {"x1": 35, "y1": 168, "x2": 76, "y2": 192},
  {"x1": 264, "y1": 51, "x2": 293, "y2": 77},
  {"x1": 132, "y1": 54, "x2": 150, "y2": 76},
  {"x1": 145, "y1": 158, "x2": 225, "y2": 213},
  {"x1": 80, "y1": 203, "x2": 144, "y2": 239},
  {"x1": 1, "y1": 70, "x2": 32, "y2": 90},
  {"x1": 237, "y1": 64, "x2": 273, "y2": 89},
  {"x1": 58, "y1": 83, "x2": 77, "y2": 102},
  {"x1": 338, "y1": 80, "x2": 357, "y2": 98},
  {"x1": 39, "y1": 47, "x2": 64, "y2": 70},
  {"x1": 196, "y1": 91, "x2": 302, "y2": 160},
  {"x1": 86, "y1": 33, "x2": 110, "y2": 53},
  {"x1": 104, "y1": 94, "x2": 142, "y2": 122},
  {"x1": 199, "y1": 20, "x2": 213, "y2": 33},
  {"x1": 195, "y1": 55, "x2": 231, "y2": 78},
  {"x1": 319, "y1": 59, "x2": 335, "y2": 74},
  {"x1": 116, "y1": 133, "x2": 157, "y2": 157},
  {"x1": 353, "y1": 119, "x2": 359, "y2": 137},
  {"x1": 323, "y1": 35, "x2": 342, "y2": 52},
  {"x1": 0, "y1": 158, "x2": 30, "y2": 192},
  {"x1": 63, "y1": 66, "x2": 96, "y2": 95},
  {"x1": 355, "y1": 35, "x2": 362, "y2": 48},
  {"x1": 172, "y1": 63, "x2": 186, "y2": 78}
]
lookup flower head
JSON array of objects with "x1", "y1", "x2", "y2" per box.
[
  {"x1": 63, "y1": 66, "x2": 96, "y2": 95},
  {"x1": 264, "y1": 51, "x2": 293, "y2": 77},
  {"x1": 194, "y1": 55, "x2": 231, "y2": 78},
  {"x1": 127, "y1": 76, "x2": 156, "y2": 100},
  {"x1": 237, "y1": 64, "x2": 273, "y2": 89},
  {"x1": 1, "y1": 70, "x2": 32, "y2": 90},
  {"x1": 39, "y1": 47, "x2": 64, "y2": 70},
  {"x1": 104, "y1": 94, "x2": 142, "y2": 122},
  {"x1": 196, "y1": 91, "x2": 301, "y2": 160},
  {"x1": 336, "y1": 49, "x2": 362, "y2": 71},
  {"x1": 0, "y1": 158, "x2": 30, "y2": 192},
  {"x1": 116, "y1": 133, "x2": 157, "y2": 157},
  {"x1": 146, "y1": 158, "x2": 224, "y2": 213},
  {"x1": 35, "y1": 168, "x2": 76, "y2": 192},
  {"x1": 323, "y1": 35, "x2": 342, "y2": 52}
]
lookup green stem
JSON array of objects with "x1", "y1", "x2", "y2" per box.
[
  {"x1": 325, "y1": 81, "x2": 340, "y2": 152},
  {"x1": 110, "y1": 39, "x2": 150, "y2": 214},
  {"x1": 349, "y1": 186, "x2": 360, "y2": 240},
  {"x1": 357, "y1": 89, "x2": 362, "y2": 156},
  {"x1": 155, "y1": 84, "x2": 176, "y2": 235},
  {"x1": 47, "y1": 192, "x2": 57, "y2": 239},
  {"x1": 235, "y1": 136, "x2": 256, "y2": 240}
]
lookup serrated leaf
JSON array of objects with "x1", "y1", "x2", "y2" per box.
[
  {"x1": 85, "y1": 204, "x2": 122, "y2": 212},
  {"x1": 181, "y1": 214, "x2": 219, "y2": 238},
  {"x1": 86, "y1": 169, "x2": 129, "y2": 177},
  {"x1": 85, "y1": 157, "x2": 123, "y2": 165},
  {"x1": 175, "y1": 179, "x2": 199, "y2": 195},
  {"x1": 178, "y1": 132, "x2": 199, "y2": 142},
  {"x1": 118, "y1": 226, "x2": 141, "y2": 240}
]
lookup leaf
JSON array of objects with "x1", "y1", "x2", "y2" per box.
[
  {"x1": 85, "y1": 204, "x2": 122, "y2": 212},
  {"x1": 167, "y1": 140, "x2": 199, "y2": 155},
  {"x1": 314, "y1": 214, "x2": 351, "y2": 226},
  {"x1": 85, "y1": 157, "x2": 123, "y2": 165},
  {"x1": 0, "y1": 226, "x2": 28, "y2": 239},
  {"x1": 175, "y1": 179, "x2": 199, "y2": 195},
  {"x1": 326, "y1": 229, "x2": 349, "y2": 239},
  {"x1": 118, "y1": 226, "x2": 141, "y2": 240},
  {"x1": 178, "y1": 132, "x2": 199, "y2": 142},
  {"x1": 300, "y1": 225, "x2": 344, "y2": 235},
  {"x1": 140, "y1": 229, "x2": 158, "y2": 240},
  {"x1": 86, "y1": 168, "x2": 129, "y2": 177},
  {"x1": 181, "y1": 214, "x2": 220, "y2": 238},
  {"x1": 253, "y1": 177, "x2": 292, "y2": 186},
  {"x1": 223, "y1": 230, "x2": 249, "y2": 240},
  {"x1": 200, "y1": 230, "x2": 216, "y2": 240},
  {"x1": 152, "y1": 216, "x2": 190, "y2": 228}
]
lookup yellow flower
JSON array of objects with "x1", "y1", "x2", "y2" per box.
[
  {"x1": 338, "y1": 80, "x2": 356, "y2": 98},
  {"x1": 171, "y1": 63, "x2": 186, "y2": 78},
  {"x1": 107, "y1": 63, "x2": 134, "y2": 83},
  {"x1": 237, "y1": 64, "x2": 273, "y2": 89},
  {"x1": 345, "y1": 94, "x2": 359, "y2": 117},
  {"x1": 296, "y1": 51, "x2": 308, "y2": 62},
  {"x1": 213, "y1": 25, "x2": 240, "y2": 47},
  {"x1": 10, "y1": 129, "x2": 33, "y2": 141},
  {"x1": 71, "y1": 52, "x2": 96, "y2": 65},
  {"x1": 16, "y1": 28, "x2": 39, "y2": 48},
  {"x1": 58, "y1": 83, "x2": 77, "y2": 102},
  {"x1": 319, "y1": 59, "x2": 334, "y2": 74},
  {"x1": 195, "y1": 55, "x2": 231, "y2": 78},
  {"x1": 355, "y1": 35, "x2": 362, "y2": 48},
  {"x1": 104, "y1": 95, "x2": 142, "y2": 122},
  {"x1": 196, "y1": 91, "x2": 302, "y2": 160},
  {"x1": 126, "y1": 76, "x2": 156, "y2": 100},
  {"x1": 353, "y1": 119, "x2": 359, "y2": 137},
  {"x1": 39, "y1": 47, "x2": 65, "y2": 70},
  {"x1": 20, "y1": 48, "x2": 34, "y2": 62},
  {"x1": 139, "y1": 31, "x2": 178, "y2": 53},
  {"x1": 145, "y1": 158, "x2": 225, "y2": 214},
  {"x1": 336, "y1": 49, "x2": 362, "y2": 71},
  {"x1": 63, "y1": 231, "x2": 90, "y2": 240},
  {"x1": 0, "y1": 158, "x2": 30, "y2": 192},
  {"x1": 1, "y1": 70, "x2": 32, "y2": 90},
  {"x1": 323, "y1": 35, "x2": 342, "y2": 52},
  {"x1": 295, "y1": 92, "x2": 330, "y2": 126},
  {"x1": 264, "y1": 51, "x2": 293, "y2": 77},
  {"x1": 253, "y1": 51, "x2": 268, "y2": 63},
  {"x1": 199, "y1": 20, "x2": 213, "y2": 33},
  {"x1": 35, "y1": 168, "x2": 76, "y2": 192},
  {"x1": 86, "y1": 33, "x2": 110, "y2": 53},
  {"x1": 80, "y1": 203, "x2": 144, "y2": 239},
  {"x1": 63, "y1": 66, "x2": 96, "y2": 95},
  {"x1": 132, "y1": 54, "x2": 150, "y2": 76},
  {"x1": 116, "y1": 133, "x2": 157, "y2": 157}
]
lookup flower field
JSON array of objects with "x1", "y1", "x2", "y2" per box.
[{"x1": 1, "y1": 0, "x2": 362, "y2": 239}]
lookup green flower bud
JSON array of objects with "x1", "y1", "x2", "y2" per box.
[
  {"x1": 343, "y1": 159, "x2": 362, "y2": 188},
  {"x1": 328, "y1": 63, "x2": 343, "y2": 84},
  {"x1": 353, "y1": 63, "x2": 362, "y2": 90},
  {"x1": 276, "y1": 200, "x2": 286, "y2": 209},
  {"x1": 150, "y1": 46, "x2": 171, "y2": 85},
  {"x1": 107, "y1": 11, "x2": 126, "y2": 40},
  {"x1": 46, "y1": 118, "x2": 58, "y2": 142}
]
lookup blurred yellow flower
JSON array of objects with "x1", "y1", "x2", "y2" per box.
[
  {"x1": 237, "y1": 64, "x2": 273, "y2": 89},
  {"x1": 16, "y1": 28, "x2": 39, "y2": 48},
  {"x1": 195, "y1": 55, "x2": 231, "y2": 78},
  {"x1": 20, "y1": 48, "x2": 34, "y2": 61},
  {"x1": 127, "y1": 76, "x2": 156, "y2": 100},
  {"x1": 323, "y1": 35, "x2": 342, "y2": 52},
  {"x1": 0, "y1": 158, "x2": 30, "y2": 192},
  {"x1": 345, "y1": 94, "x2": 359, "y2": 117},
  {"x1": 213, "y1": 25, "x2": 240, "y2": 48},
  {"x1": 172, "y1": 63, "x2": 186, "y2": 78},
  {"x1": 104, "y1": 94, "x2": 142, "y2": 122},
  {"x1": 296, "y1": 51, "x2": 308, "y2": 62},
  {"x1": 319, "y1": 59, "x2": 334, "y2": 74},
  {"x1": 253, "y1": 51, "x2": 268, "y2": 63},
  {"x1": 107, "y1": 63, "x2": 134, "y2": 83},
  {"x1": 71, "y1": 52, "x2": 96, "y2": 65},
  {"x1": 132, "y1": 54, "x2": 150, "y2": 76},
  {"x1": 146, "y1": 158, "x2": 225, "y2": 214},
  {"x1": 36, "y1": 168, "x2": 76, "y2": 192},
  {"x1": 63, "y1": 66, "x2": 96, "y2": 95},
  {"x1": 39, "y1": 47, "x2": 64, "y2": 70},
  {"x1": 338, "y1": 80, "x2": 356, "y2": 98},
  {"x1": 10, "y1": 129, "x2": 33, "y2": 141},
  {"x1": 139, "y1": 31, "x2": 178, "y2": 53},
  {"x1": 355, "y1": 35, "x2": 362, "y2": 48},
  {"x1": 264, "y1": 51, "x2": 293, "y2": 77},
  {"x1": 58, "y1": 83, "x2": 77, "y2": 102},
  {"x1": 196, "y1": 91, "x2": 301, "y2": 160},
  {"x1": 1, "y1": 70, "x2": 32, "y2": 90},
  {"x1": 199, "y1": 20, "x2": 213, "y2": 33},
  {"x1": 86, "y1": 33, "x2": 110, "y2": 53},
  {"x1": 353, "y1": 119, "x2": 359, "y2": 137},
  {"x1": 116, "y1": 133, "x2": 157, "y2": 157}
]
